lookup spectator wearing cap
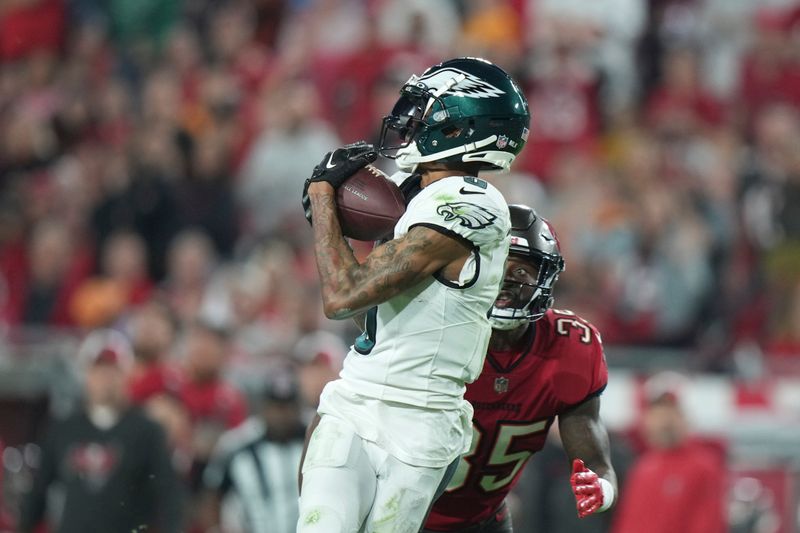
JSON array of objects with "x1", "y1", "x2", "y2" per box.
[
  {"x1": 612, "y1": 375, "x2": 726, "y2": 533},
  {"x1": 201, "y1": 369, "x2": 306, "y2": 533},
  {"x1": 19, "y1": 330, "x2": 183, "y2": 533}
]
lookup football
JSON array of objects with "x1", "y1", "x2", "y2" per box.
[{"x1": 336, "y1": 165, "x2": 406, "y2": 241}]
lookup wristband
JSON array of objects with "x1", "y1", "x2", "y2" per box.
[{"x1": 598, "y1": 478, "x2": 615, "y2": 512}]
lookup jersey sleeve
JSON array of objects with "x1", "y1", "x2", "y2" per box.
[
  {"x1": 568, "y1": 315, "x2": 608, "y2": 402},
  {"x1": 586, "y1": 322, "x2": 609, "y2": 399},
  {"x1": 545, "y1": 310, "x2": 609, "y2": 407},
  {"x1": 398, "y1": 176, "x2": 510, "y2": 248}
]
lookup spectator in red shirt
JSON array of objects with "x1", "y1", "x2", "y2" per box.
[
  {"x1": 178, "y1": 320, "x2": 247, "y2": 491},
  {"x1": 0, "y1": 0, "x2": 65, "y2": 62},
  {"x1": 739, "y1": 7, "x2": 800, "y2": 126},
  {"x1": 521, "y1": 41, "x2": 602, "y2": 181},
  {"x1": 646, "y1": 47, "x2": 726, "y2": 134},
  {"x1": 127, "y1": 300, "x2": 183, "y2": 404},
  {"x1": 612, "y1": 380, "x2": 726, "y2": 533}
]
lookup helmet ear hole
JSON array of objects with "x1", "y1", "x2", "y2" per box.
[{"x1": 441, "y1": 125, "x2": 462, "y2": 138}]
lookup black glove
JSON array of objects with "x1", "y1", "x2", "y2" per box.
[{"x1": 302, "y1": 141, "x2": 378, "y2": 225}]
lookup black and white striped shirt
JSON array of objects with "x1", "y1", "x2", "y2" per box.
[{"x1": 204, "y1": 419, "x2": 305, "y2": 533}]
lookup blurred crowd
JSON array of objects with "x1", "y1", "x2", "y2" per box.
[
  {"x1": 3, "y1": 0, "x2": 800, "y2": 368},
  {"x1": 2, "y1": 0, "x2": 800, "y2": 530}
]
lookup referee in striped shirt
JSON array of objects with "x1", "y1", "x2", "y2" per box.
[{"x1": 202, "y1": 371, "x2": 306, "y2": 533}]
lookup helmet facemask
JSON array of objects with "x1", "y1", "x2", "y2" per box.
[
  {"x1": 488, "y1": 254, "x2": 562, "y2": 330},
  {"x1": 378, "y1": 83, "x2": 436, "y2": 157},
  {"x1": 379, "y1": 77, "x2": 481, "y2": 172}
]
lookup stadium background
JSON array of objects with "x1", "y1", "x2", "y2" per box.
[{"x1": 1, "y1": 0, "x2": 800, "y2": 531}]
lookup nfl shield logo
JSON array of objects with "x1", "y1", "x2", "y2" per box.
[
  {"x1": 496, "y1": 135, "x2": 508, "y2": 149},
  {"x1": 494, "y1": 377, "x2": 509, "y2": 394}
]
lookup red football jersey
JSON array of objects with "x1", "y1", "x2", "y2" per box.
[{"x1": 425, "y1": 309, "x2": 608, "y2": 530}]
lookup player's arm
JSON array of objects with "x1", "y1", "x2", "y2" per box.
[
  {"x1": 307, "y1": 181, "x2": 469, "y2": 319},
  {"x1": 559, "y1": 395, "x2": 618, "y2": 518}
]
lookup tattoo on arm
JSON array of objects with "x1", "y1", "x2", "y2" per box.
[
  {"x1": 308, "y1": 192, "x2": 360, "y2": 318},
  {"x1": 309, "y1": 191, "x2": 465, "y2": 319},
  {"x1": 559, "y1": 396, "x2": 618, "y2": 492}
]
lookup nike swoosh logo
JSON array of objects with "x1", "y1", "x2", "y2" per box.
[
  {"x1": 459, "y1": 187, "x2": 485, "y2": 195},
  {"x1": 325, "y1": 153, "x2": 336, "y2": 169}
]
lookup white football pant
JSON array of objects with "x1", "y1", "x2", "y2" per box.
[{"x1": 297, "y1": 413, "x2": 456, "y2": 533}]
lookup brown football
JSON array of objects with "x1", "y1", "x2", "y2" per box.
[{"x1": 336, "y1": 165, "x2": 406, "y2": 241}]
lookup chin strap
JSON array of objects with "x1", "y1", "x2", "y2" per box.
[
  {"x1": 488, "y1": 306, "x2": 529, "y2": 330},
  {"x1": 395, "y1": 135, "x2": 500, "y2": 172}
]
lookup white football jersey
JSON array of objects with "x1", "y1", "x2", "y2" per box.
[{"x1": 318, "y1": 175, "x2": 511, "y2": 467}]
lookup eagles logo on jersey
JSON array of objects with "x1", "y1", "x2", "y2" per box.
[{"x1": 436, "y1": 202, "x2": 497, "y2": 229}]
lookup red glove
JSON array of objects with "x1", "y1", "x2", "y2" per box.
[{"x1": 570, "y1": 459, "x2": 605, "y2": 518}]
